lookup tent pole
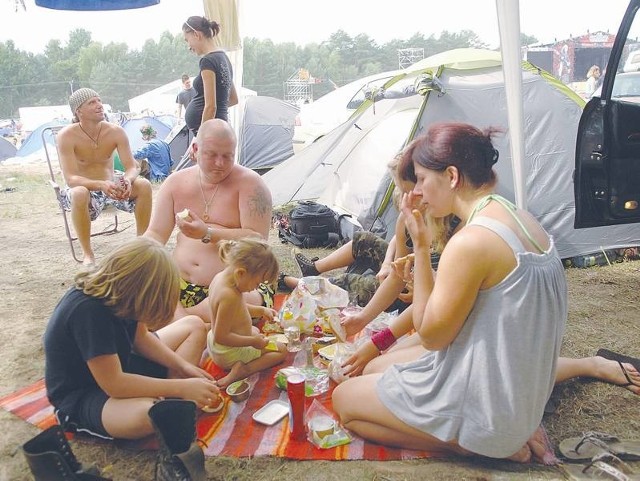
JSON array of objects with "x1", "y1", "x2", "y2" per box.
[{"x1": 496, "y1": 0, "x2": 527, "y2": 210}]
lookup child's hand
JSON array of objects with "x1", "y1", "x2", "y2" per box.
[
  {"x1": 398, "y1": 281, "x2": 414, "y2": 304},
  {"x1": 252, "y1": 334, "x2": 268, "y2": 349},
  {"x1": 392, "y1": 253, "x2": 415, "y2": 283},
  {"x1": 262, "y1": 307, "x2": 277, "y2": 321}
]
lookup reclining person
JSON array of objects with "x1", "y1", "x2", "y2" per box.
[{"x1": 57, "y1": 88, "x2": 152, "y2": 266}]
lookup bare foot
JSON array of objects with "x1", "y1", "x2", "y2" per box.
[
  {"x1": 507, "y1": 426, "x2": 556, "y2": 464},
  {"x1": 217, "y1": 362, "x2": 248, "y2": 388},
  {"x1": 595, "y1": 357, "x2": 640, "y2": 395},
  {"x1": 82, "y1": 255, "x2": 95, "y2": 267},
  {"x1": 507, "y1": 444, "x2": 532, "y2": 463}
]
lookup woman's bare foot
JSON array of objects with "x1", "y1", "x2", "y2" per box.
[
  {"x1": 507, "y1": 427, "x2": 556, "y2": 464},
  {"x1": 507, "y1": 444, "x2": 532, "y2": 463},
  {"x1": 594, "y1": 357, "x2": 640, "y2": 395},
  {"x1": 217, "y1": 361, "x2": 248, "y2": 388}
]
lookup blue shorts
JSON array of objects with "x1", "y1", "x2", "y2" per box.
[
  {"x1": 55, "y1": 354, "x2": 167, "y2": 439},
  {"x1": 60, "y1": 188, "x2": 135, "y2": 221}
]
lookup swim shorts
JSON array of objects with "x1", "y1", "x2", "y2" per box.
[
  {"x1": 179, "y1": 278, "x2": 209, "y2": 308},
  {"x1": 257, "y1": 282, "x2": 275, "y2": 309},
  {"x1": 60, "y1": 188, "x2": 135, "y2": 221}
]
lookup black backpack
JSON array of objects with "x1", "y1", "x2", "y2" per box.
[{"x1": 276, "y1": 201, "x2": 346, "y2": 248}]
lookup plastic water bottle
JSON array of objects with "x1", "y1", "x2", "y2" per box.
[
  {"x1": 571, "y1": 250, "x2": 618, "y2": 268},
  {"x1": 282, "y1": 309, "x2": 301, "y2": 352}
]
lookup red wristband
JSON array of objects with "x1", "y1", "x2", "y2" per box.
[{"x1": 371, "y1": 327, "x2": 396, "y2": 352}]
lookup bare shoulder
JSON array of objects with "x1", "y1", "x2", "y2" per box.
[
  {"x1": 159, "y1": 166, "x2": 195, "y2": 192},
  {"x1": 233, "y1": 165, "x2": 271, "y2": 199},
  {"x1": 103, "y1": 122, "x2": 126, "y2": 138},
  {"x1": 57, "y1": 124, "x2": 78, "y2": 143},
  {"x1": 233, "y1": 164, "x2": 266, "y2": 185}
]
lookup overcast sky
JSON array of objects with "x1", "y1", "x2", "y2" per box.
[{"x1": 0, "y1": 0, "x2": 630, "y2": 53}]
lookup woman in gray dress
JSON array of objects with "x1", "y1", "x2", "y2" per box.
[{"x1": 333, "y1": 122, "x2": 567, "y2": 462}]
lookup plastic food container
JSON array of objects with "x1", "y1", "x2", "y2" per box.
[
  {"x1": 226, "y1": 379, "x2": 251, "y2": 402},
  {"x1": 252, "y1": 399, "x2": 289, "y2": 426}
]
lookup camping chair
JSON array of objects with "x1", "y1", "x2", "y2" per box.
[{"x1": 42, "y1": 126, "x2": 120, "y2": 263}]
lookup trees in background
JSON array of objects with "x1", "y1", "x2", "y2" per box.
[{"x1": 0, "y1": 28, "x2": 498, "y2": 118}]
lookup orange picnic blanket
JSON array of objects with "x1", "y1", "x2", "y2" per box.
[{"x1": 0, "y1": 357, "x2": 440, "y2": 461}]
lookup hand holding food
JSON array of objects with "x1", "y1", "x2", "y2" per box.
[
  {"x1": 392, "y1": 253, "x2": 415, "y2": 283},
  {"x1": 176, "y1": 208, "x2": 191, "y2": 221}
]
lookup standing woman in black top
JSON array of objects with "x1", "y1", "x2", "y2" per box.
[{"x1": 182, "y1": 16, "x2": 238, "y2": 135}]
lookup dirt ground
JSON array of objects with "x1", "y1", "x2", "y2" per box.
[{"x1": 0, "y1": 163, "x2": 638, "y2": 481}]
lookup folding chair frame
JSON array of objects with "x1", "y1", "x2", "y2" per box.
[{"x1": 42, "y1": 126, "x2": 120, "y2": 263}]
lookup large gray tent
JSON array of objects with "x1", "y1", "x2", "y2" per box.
[
  {"x1": 263, "y1": 48, "x2": 640, "y2": 260},
  {"x1": 237, "y1": 96, "x2": 298, "y2": 171}
]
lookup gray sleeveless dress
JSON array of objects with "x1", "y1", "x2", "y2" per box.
[{"x1": 377, "y1": 216, "x2": 567, "y2": 458}]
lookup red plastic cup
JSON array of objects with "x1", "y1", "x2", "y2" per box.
[{"x1": 286, "y1": 373, "x2": 306, "y2": 441}]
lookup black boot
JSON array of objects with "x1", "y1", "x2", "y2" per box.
[
  {"x1": 148, "y1": 399, "x2": 206, "y2": 481},
  {"x1": 22, "y1": 425, "x2": 110, "y2": 481}
]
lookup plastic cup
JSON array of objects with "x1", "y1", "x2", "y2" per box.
[{"x1": 310, "y1": 415, "x2": 335, "y2": 439}]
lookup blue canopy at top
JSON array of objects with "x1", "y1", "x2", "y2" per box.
[{"x1": 35, "y1": 0, "x2": 158, "y2": 11}]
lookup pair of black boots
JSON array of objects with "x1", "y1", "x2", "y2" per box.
[{"x1": 22, "y1": 400, "x2": 205, "y2": 481}]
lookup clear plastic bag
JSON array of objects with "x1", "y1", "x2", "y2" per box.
[
  {"x1": 305, "y1": 399, "x2": 351, "y2": 449},
  {"x1": 280, "y1": 277, "x2": 349, "y2": 334},
  {"x1": 327, "y1": 342, "x2": 356, "y2": 384}
]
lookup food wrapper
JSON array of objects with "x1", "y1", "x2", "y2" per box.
[
  {"x1": 280, "y1": 277, "x2": 349, "y2": 334},
  {"x1": 274, "y1": 366, "x2": 330, "y2": 396},
  {"x1": 305, "y1": 399, "x2": 351, "y2": 449}
]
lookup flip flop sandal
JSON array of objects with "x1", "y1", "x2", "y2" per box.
[
  {"x1": 560, "y1": 431, "x2": 640, "y2": 461},
  {"x1": 596, "y1": 349, "x2": 640, "y2": 372},
  {"x1": 596, "y1": 349, "x2": 640, "y2": 383},
  {"x1": 562, "y1": 452, "x2": 639, "y2": 480}
]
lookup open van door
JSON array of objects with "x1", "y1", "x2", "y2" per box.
[{"x1": 574, "y1": 0, "x2": 640, "y2": 228}]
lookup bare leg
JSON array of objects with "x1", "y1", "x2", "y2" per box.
[
  {"x1": 130, "y1": 177, "x2": 152, "y2": 235},
  {"x1": 69, "y1": 186, "x2": 94, "y2": 265},
  {"x1": 556, "y1": 356, "x2": 640, "y2": 395},
  {"x1": 314, "y1": 240, "x2": 355, "y2": 273},
  {"x1": 217, "y1": 348, "x2": 287, "y2": 388},
  {"x1": 332, "y1": 373, "x2": 470, "y2": 455},
  {"x1": 156, "y1": 315, "x2": 207, "y2": 373},
  {"x1": 102, "y1": 397, "x2": 156, "y2": 439},
  {"x1": 364, "y1": 337, "x2": 425, "y2": 375},
  {"x1": 181, "y1": 299, "x2": 212, "y2": 325},
  {"x1": 281, "y1": 275, "x2": 299, "y2": 290}
]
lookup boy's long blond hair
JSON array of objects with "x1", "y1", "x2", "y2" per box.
[
  {"x1": 74, "y1": 238, "x2": 180, "y2": 330},
  {"x1": 218, "y1": 238, "x2": 279, "y2": 285}
]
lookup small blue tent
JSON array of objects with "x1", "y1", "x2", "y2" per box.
[
  {"x1": 15, "y1": 119, "x2": 69, "y2": 158},
  {"x1": 121, "y1": 117, "x2": 172, "y2": 154}
]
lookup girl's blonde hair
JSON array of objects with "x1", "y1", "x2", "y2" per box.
[
  {"x1": 389, "y1": 152, "x2": 457, "y2": 253},
  {"x1": 218, "y1": 238, "x2": 279, "y2": 285},
  {"x1": 426, "y1": 214, "x2": 458, "y2": 253},
  {"x1": 74, "y1": 237, "x2": 180, "y2": 330}
]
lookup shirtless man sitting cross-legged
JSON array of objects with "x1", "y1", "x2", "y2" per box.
[{"x1": 144, "y1": 119, "x2": 274, "y2": 323}]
